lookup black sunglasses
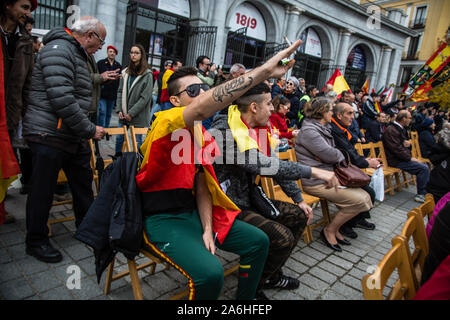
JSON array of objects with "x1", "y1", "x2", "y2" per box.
[{"x1": 175, "y1": 83, "x2": 210, "y2": 97}]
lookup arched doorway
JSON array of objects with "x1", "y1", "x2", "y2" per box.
[
  {"x1": 225, "y1": 2, "x2": 267, "y2": 68},
  {"x1": 292, "y1": 28, "x2": 323, "y2": 88},
  {"x1": 345, "y1": 45, "x2": 368, "y2": 92}
]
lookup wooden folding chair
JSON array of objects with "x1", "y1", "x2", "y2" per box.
[
  {"x1": 260, "y1": 149, "x2": 331, "y2": 244},
  {"x1": 355, "y1": 142, "x2": 401, "y2": 195},
  {"x1": 361, "y1": 235, "x2": 417, "y2": 300},
  {"x1": 102, "y1": 126, "x2": 132, "y2": 168},
  {"x1": 416, "y1": 193, "x2": 435, "y2": 220},
  {"x1": 129, "y1": 126, "x2": 149, "y2": 153},
  {"x1": 401, "y1": 208, "x2": 429, "y2": 289},
  {"x1": 410, "y1": 131, "x2": 432, "y2": 170}
]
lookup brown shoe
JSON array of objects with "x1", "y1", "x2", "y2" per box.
[{"x1": 4, "y1": 211, "x2": 16, "y2": 224}]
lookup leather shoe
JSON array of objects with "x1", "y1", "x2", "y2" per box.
[
  {"x1": 355, "y1": 218, "x2": 375, "y2": 230},
  {"x1": 336, "y1": 237, "x2": 351, "y2": 246},
  {"x1": 320, "y1": 229, "x2": 342, "y2": 252},
  {"x1": 26, "y1": 243, "x2": 63, "y2": 263},
  {"x1": 339, "y1": 225, "x2": 358, "y2": 239}
]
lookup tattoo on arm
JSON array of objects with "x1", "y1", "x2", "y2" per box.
[{"x1": 212, "y1": 76, "x2": 254, "y2": 102}]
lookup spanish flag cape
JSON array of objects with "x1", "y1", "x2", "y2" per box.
[
  {"x1": 228, "y1": 105, "x2": 278, "y2": 156},
  {"x1": 135, "y1": 107, "x2": 240, "y2": 244},
  {"x1": 0, "y1": 34, "x2": 20, "y2": 206}
]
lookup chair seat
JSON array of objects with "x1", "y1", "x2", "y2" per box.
[{"x1": 271, "y1": 187, "x2": 320, "y2": 206}]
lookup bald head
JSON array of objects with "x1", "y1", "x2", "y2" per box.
[
  {"x1": 333, "y1": 102, "x2": 354, "y2": 127},
  {"x1": 397, "y1": 110, "x2": 412, "y2": 126},
  {"x1": 71, "y1": 16, "x2": 106, "y2": 55}
]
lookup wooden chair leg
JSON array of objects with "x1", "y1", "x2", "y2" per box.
[
  {"x1": 127, "y1": 259, "x2": 144, "y2": 300},
  {"x1": 104, "y1": 258, "x2": 115, "y2": 295},
  {"x1": 302, "y1": 227, "x2": 312, "y2": 244},
  {"x1": 394, "y1": 172, "x2": 402, "y2": 192},
  {"x1": 386, "y1": 176, "x2": 395, "y2": 196}
]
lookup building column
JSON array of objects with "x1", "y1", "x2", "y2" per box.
[
  {"x1": 94, "y1": 0, "x2": 118, "y2": 60},
  {"x1": 336, "y1": 29, "x2": 354, "y2": 73},
  {"x1": 211, "y1": 0, "x2": 230, "y2": 64},
  {"x1": 285, "y1": 5, "x2": 304, "y2": 43},
  {"x1": 377, "y1": 46, "x2": 392, "y2": 90}
]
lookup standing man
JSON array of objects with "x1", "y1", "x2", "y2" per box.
[
  {"x1": 22, "y1": 16, "x2": 107, "y2": 262},
  {"x1": 97, "y1": 45, "x2": 122, "y2": 128},
  {"x1": 196, "y1": 55, "x2": 214, "y2": 87},
  {"x1": 0, "y1": 0, "x2": 37, "y2": 224},
  {"x1": 157, "y1": 59, "x2": 183, "y2": 112}
]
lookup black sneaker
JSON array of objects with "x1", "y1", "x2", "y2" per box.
[
  {"x1": 354, "y1": 218, "x2": 375, "y2": 230},
  {"x1": 339, "y1": 225, "x2": 358, "y2": 239},
  {"x1": 262, "y1": 274, "x2": 299, "y2": 290},
  {"x1": 254, "y1": 290, "x2": 270, "y2": 300}
]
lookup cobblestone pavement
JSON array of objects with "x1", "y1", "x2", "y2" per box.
[{"x1": 0, "y1": 115, "x2": 423, "y2": 300}]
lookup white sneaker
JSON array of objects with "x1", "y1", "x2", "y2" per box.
[{"x1": 414, "y1": 194, "x2": 426, "y2": 203}]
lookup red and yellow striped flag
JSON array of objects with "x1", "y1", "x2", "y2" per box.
[
  {"x1": 136, "y1": 107, "x2": 240, "y2": 244},
  {"x1": 322, "y1": 69, "x2": 352, "y2": 97},
  {"x1": 361, "y1": 78, "x2": 369, "y2": 94}
]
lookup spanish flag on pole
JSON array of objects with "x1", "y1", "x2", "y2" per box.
[
  {"x1": 136, "y1": 107, "x2": 240, "y2": 244},
  {"x1": 0, "y1": 32, "x2": 20, "y2": 223},
  {"x1": 361, "y1": 78, "x2": 369, "y2": 94},
  {"x1": 322, "y1": 68, "x2": 352, "y2": 97}
]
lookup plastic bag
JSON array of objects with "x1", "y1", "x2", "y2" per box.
[{"x1": 369, "y1": 167, "x2": 384, "y2": 202}]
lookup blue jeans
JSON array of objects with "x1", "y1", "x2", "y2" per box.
[
  {"x1": 395, "y1": 161, "x2": 430, "y2": 195},
  {"x1": 97, "y1": 98, "x2": 115, "y2": 128},
  {"x1": 115, "y1": 129, "x2": 143, "y2": 154}
]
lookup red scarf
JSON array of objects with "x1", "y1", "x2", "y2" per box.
[{"x1": 0, "y1": 34, "x2": 20, "y2": 179}]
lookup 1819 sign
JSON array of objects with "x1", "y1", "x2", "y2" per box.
[{"x1": 236, "y1": 13, "x2": 257, "y2": 29}]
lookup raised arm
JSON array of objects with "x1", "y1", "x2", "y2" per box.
[{"x1": 183, "y1": 40, "x2": 303, "y2": 127}]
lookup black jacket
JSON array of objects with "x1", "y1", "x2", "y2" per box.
[
  {"x1": 75, "y1": 152, "x2": 143, "y2": 282},
  {"x1": 365, "y1": 119, "x2": 385, "y2": 143},
  {"x1": 97, "y1": 58, "x2": 122, "y2": 100},
  {"x1": 330, "y1": 118, "x2": 369, "y2": 169},
  {"x1": 23, "y1": 27, "x2": 96, "y2": 142}
]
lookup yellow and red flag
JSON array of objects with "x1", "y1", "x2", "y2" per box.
[
  {"x1": 136, "y1": 107, "x2": 240, "y2": 244},
  {"x1": 322, "y1": 68, "x2": 352, "y2": 97},
  {"x1": 0, "y1": 31, "x2": 20, "y2": 210},
  {"x1": 361, "y1": 78, "x2": 369, "y2": 94}
]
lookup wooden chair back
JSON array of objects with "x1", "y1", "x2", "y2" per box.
[
  {"x1": 410, "y1": 131, "x2": 421, "y2": 159},
  {"x1": 101, "y1": 126, "x2": 131, "y2": 168},
  {"x1": 417, "y1": 193, "x2": 435, "y2": 220},
  {"x1": 401, "y1": 208, "x2": 429, "y2": 288},
  {"x1": 362, "y1": 235, "x2": 417, "y2": 300},
  {"x1": 129, "y1": 126, "x2": 149, "y2": 153},
  {"x1": 260, "y1": 149, "x2": 331, "y2": 244}
]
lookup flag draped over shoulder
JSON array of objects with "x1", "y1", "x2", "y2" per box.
[
  {"x1": 322, "y1": 68, "x2": 351, "y2": 97},
  {"x1": 0, "y1": 34, "x2": 20, "y2": 204},
  {"x1": 135, "y1": 107, "x2": 240, "y2": 244}
]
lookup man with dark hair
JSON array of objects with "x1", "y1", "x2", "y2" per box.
[
  {"x1": 295, "y1": 85, "x2": 318, "y2": 126},
  {"x1": 382, "y1": 110, "x2": 430, "y2": 203},
  {"x1": 135, "y1": 40, "x2": 306, "y2": 300},
  {"x1": 360, "y1": 92, "x2": 380, "y2": 129},
  {"x1": 210, "y1": 82, "x2": 339, "y2": 298},
  {"x1": 0, "y1": 0, "x2": 37, "y2": 224},
  {"x1": 157, "y1": 59, "x2": 183, "y2": 112},
  {"x1": 24, "y1": 16, "x2": 34, "y2": 33},
  {"x1": 196, "y1": 55, "x2": 214, "y2": 87}
]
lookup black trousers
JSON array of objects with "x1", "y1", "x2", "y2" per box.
[
  {"x1": 25, "y1": 141, "x2": 94, "y2": 247},
  {"x1": 342, "y1": 185, "x2": 376, "y2": 228},
  {"x1": 238, "y1": 200, "x2": 307, "y2": 287}
]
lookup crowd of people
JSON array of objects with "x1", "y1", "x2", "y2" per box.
[{"x1": 1, "y1": 1, "x2": 449, "y2": 301}]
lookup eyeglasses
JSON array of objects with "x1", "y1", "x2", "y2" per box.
[
  {"x1": 92, "y1": 31, "x2": 105, "y2": 46},
  {"x1": 287, "y1": 82, "x2": 295, "y2": 86},
  {"x1": 174, "y1": 83, "x2": 210, "y2": 97}
]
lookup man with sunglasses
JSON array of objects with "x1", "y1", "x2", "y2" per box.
[
  {"x1": 21, "y1": 16, "x2": 107, "y2": 263},
  {"x1": 196, "y1": 55, "x2": 214, "y2": 87},
  {"x1": 136, "y1": 40, "x2": 305, "y2": 300}
]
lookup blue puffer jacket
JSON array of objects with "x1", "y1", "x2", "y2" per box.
[{"x1": 23, "y1": 27, "x2": 96, "y2": 142}]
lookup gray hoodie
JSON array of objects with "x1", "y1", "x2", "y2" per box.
[
  {"x1": 210, "y1": 113, "x2": 312, "y2": 210},
  {"x1": 295, "y1": 118, "x2": 344, "y2": 187}
]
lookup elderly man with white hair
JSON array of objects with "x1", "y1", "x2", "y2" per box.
[
  {"x1": 230, "y1": 63, "x2": 246, "y2": 79},
  {"x1": 22, "y1": 16, "x2": 107, "y2": 263}
]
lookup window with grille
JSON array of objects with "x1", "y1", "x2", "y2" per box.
[{"x1": 31, "y1": 0, "x2": 72, "y2": 30}]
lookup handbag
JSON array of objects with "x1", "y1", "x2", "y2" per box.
[
  {"x1": 334, "y1": 151, "x2": 371, "y2": 187},
  {"x1": 248, "y1": 175, "x2": 280, "y2": 219}
]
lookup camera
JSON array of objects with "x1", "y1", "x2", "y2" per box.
[{"x1": 218, "y1": 64, "x2": 231, "y2": 74}]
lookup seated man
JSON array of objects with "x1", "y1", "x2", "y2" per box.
[
  {"x1": 365, "y1": 112, "x2": 387, "y2": 143},
  {"x1": 382, "y1": 110, "x2": 430, "y2": 203},
  {"x1": 136, "y1": 40, "x2": 303, "y2": 300},
  {"x1": 330, "y1": 102, "x2": 381, "y2": 238},
  {"x1": 210, "y1": 82, "x2": 339, "y2": 298}
]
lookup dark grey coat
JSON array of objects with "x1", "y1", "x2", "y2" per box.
[
  {"x1": 211, "y1": 113, "x2": 312, "y2": 210},
  {"x1": 23, "y1": 27, "x2": 96, "y2": 142}
]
